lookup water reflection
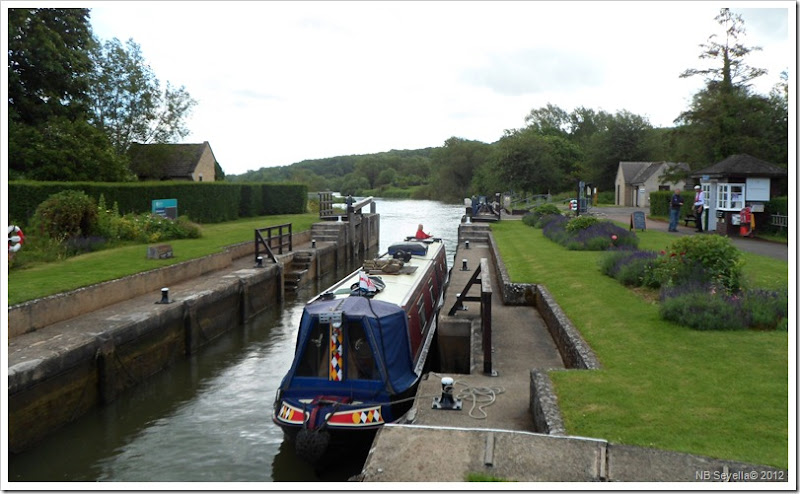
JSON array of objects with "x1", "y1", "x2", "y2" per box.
[{"x1": 7, "y1": 198, "x2": 466, "y2": 483}]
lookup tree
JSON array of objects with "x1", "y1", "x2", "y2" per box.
[
  {"x1": 524, "y1": 103, "x2": 570, "y2": 137},
  {"x1": 675, "y1": 8, "x2": 785, "y2": 168},
  {"x1": 8, "y1": 8, "x2": 95, "y2": 125},
  {"x1": 680, "y1": 8, "x2": 767, "y2": 90},
  {"x1": 584, "y1": 110, "x2": 655, "y2": 190},
  {"x1": 489, "y1": 128, "x2": 582, "y2": 195},
  {"x1": 7, "y1": 8, "x2": 130, "y2": 181},
  {"x1": 429, "y1": 137, "x2": 492, "y2": 202},
  {"x1": 89, "y1": 37, "x2": 197, "y2": 155}
]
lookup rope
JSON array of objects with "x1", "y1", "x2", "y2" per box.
[{"x1": 430, "y1": 372, "x2": 505, "y2": 420}]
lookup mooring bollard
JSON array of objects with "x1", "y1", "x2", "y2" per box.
[
  {"x1": 256, "y1": 256, "x2": 263, "y2": 268},
  {"x1": 311, "y1": 239, "x2": 316, "y2": 249},
  {"x1": 432, "y1": 376, "x2": 462, "y2": 410},
  {"x1": 465, "y1": 240, "x2": 470, "y2": 249},
  {"x1": 157, "y1": 287, "x2": 171, "y2": 304},
  {"x1": 461, "y1": 258, "x2": 469, "y2": 271}
]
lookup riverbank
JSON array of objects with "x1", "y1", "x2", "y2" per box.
[
  {"x1": 359, "y1": 221, "x2": 788, "y2": 482},
  {"x1": 7, "y1": 215, "x2": 380, "y2": 453}
]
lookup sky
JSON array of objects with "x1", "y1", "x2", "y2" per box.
[{"x1": 5, "y1": 1, "x2": 796, "y2": 176}]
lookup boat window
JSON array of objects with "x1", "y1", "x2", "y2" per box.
[
  {"x1": 296, "y1": 320, "x2": 329, "y2": 378},
  {"x1": 347, "y1": 321, "x2": 379, "y2": 380}
]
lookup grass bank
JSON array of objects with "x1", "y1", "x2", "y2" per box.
[
  {"x1": 491, "y1": 221, "x2": 788, "y2": 469},
  {"x1": 7, "y1": 213, "x2": 318, "y2": 306}
]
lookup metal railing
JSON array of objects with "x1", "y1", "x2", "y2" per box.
[
  {"x1": 771, "y1": 214, "x2": 788, "y2": 230},
  {"x1": 254, "y1": 223, "x2": 292, "y2": 263},
  {"x1": 447, "y1": 258, "x2": 495, "y2": 376}
]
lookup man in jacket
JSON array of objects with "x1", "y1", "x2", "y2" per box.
[{"x1": 668, "y1": 189, "x2": 683, "y2": 232}]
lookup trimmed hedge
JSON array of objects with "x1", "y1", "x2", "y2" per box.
[
  {"x1": 649, "y1": 190, "x2": 694, "y2": 218},
  {"x1": 9, "y1": 181, "x2": 308, "y2": 226}
]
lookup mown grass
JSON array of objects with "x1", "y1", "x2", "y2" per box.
[
  {"x1": 491, "y1": 221, "x2": 789, "y2": 469},
  {"x1": 7, "y1": 213, "x2": 318, "y2": 306}
]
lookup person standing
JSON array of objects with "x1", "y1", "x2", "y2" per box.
[
  {"x1": 668, "y1": 189, "x2": 684, "y2": 232},
  {"x1": 693, "y1": 185, "x2": 704, "y2": 232}
]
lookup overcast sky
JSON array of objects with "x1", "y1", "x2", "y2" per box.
[{"x1": 10, "y1": 1, "x2": 798, "y2": 176}]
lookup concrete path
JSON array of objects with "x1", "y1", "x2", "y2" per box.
[
  {"x1": 359, "y1": 222, "x2": 787, "y2": 483},
  {"x1": 590, "y1": 206, "x2": 789, "y2": 261}
]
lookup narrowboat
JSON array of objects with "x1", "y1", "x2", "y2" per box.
[{"x1": 272, "y1": 237, "x2": 449, "y2": 463}]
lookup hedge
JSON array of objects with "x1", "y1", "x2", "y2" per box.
[
  {"x1": 649, "y1": 190, "x2": 694, "y2": 218},
  {"x1": 8, "y1": 181, "x2": 308, "y2": 226}
]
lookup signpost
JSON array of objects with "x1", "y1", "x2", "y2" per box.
[{"x1": 152, "y1": 199, "x2": 178, "y2": 220}]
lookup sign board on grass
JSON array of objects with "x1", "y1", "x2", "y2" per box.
[
  {"x1": 630, "y1": 211, "x2": 646, "y2": 231},
  {"x1": 152, "y1": 199, "x2": 178, "y2": 220}
]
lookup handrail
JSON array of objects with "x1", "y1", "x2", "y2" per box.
[
  {"x1": 447, "y1": 258, "x2": 494, "y2": 376},
  {"x1": 254, "y1": 223, "x2": 293, "y2": 263}
]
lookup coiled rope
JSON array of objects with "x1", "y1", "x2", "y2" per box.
[{"x1": 430, "y1": 372, "x2": 505, "y2": 420}]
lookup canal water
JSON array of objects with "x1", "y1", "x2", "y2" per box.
[{"x1": 7, "y1": 198, "x2": 466, "y2": 484}]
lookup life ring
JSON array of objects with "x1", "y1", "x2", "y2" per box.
[{"x1": 8, "y1": 225, "x2": 24, "y2": 254}]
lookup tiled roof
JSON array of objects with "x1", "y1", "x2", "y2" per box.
[
  {"x1": 620, "y1": 161, "x2": 689, "y2": 185},
  {"x1": 128, "y1": 142, "x2": 210, "y2": 179},
  {"x1": 691, "y1": 154, "x2": 787, "y2": 178}
]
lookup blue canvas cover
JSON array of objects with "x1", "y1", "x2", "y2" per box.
[{"x1": 280, "y1": 296, "x2": 416, "y2": 395}]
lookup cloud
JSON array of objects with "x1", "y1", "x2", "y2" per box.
[{"x1": 462, "y1": 48, "x2": 605, "y2": 96}]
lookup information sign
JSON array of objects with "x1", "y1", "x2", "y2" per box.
[{"x1": 152, "y1": 199, "x2": 178, "y2": 219}]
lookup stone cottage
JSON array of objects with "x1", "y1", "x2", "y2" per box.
[
  {"x1": 128, "y1": 141, "x2": 218, "y2": 181},
  {"x1": 614, "y1": 161, "x2": 689, "y2": 207}
]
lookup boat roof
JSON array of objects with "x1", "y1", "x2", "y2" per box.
[{"x1": 313, "y1": 238, "x2": 444, "y2": 308}]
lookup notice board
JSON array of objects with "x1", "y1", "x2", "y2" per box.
[{"x1": 630, "y1": 211, "x2": 646, "y2": 231}]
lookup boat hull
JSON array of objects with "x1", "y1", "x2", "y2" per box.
[{"x1": 272, "y1": 238, "x2": 448, "y2": 463}]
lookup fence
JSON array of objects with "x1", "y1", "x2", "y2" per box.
[{"x1": 254, "y1": 223, "x2": 292, "y2": 263}]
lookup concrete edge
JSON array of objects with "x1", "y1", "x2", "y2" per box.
[{"x1": 8, "y1": 231, "x2": 312, "y2": 339}]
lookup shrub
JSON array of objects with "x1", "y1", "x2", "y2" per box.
[
  {"x1": 659, "y1": 284, "x2": 788, "y2": 331},
  {"x1": 530, "y1": 204, "x2": 561, "y2": 224},
  {"x1": 651, "y1": 235, "x2": 744, "y2": 294},
  {"x1": 600, "y1": 249, "x2": 659, "y2": 287},
  {"x1": 565, "y1": 215, "x2": 600, "y2": 233},
  {"x1": 31, "y1": 190, "x2": 98, "y2": 240},
  {"x1": 660, "y1": 290, "x2": 746, "y2": 330},
  {"x1": 739, "y1": 289, "x2": 789, "y2": 329}
]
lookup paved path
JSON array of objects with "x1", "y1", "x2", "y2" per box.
[{"x1": 589, "y1": 206, "x2": 789, "y2": 261}]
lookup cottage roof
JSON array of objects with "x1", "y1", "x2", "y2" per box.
[
  {"x1": 620, "y1": 161, "x2": 689, "y2": 185},
  {"x1": 690, "y1": 154, "x2": 787, "y2": 179},
  {"x1": 128, "y1": 142, "x2": 213, "y2": 180}
]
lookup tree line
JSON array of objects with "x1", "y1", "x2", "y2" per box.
[
  {"x1": 9, "y1": 9, "x2": 787, "y2": 204},
  {"x1": 8, "y1": 8, "x2": 198, "y2": 182},
  {"x1": 232, "y1": 9, "x2": 787, "y2": 203}
]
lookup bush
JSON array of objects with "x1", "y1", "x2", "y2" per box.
[
  {"x1": 31, "y1": 190, "x2": 98, "y2": 240},
  {"x1": 527, "y1": 203, "x2": 562, "y2": 226},
  {"x1": 740, "y1": 289, "x2": 789, "y2": 329},
  {"x1": 660, "y1": 290, "x2": 746, "y2": 330},
  {"x1": 565, "y1": 215, "x2": 600, "y2": 233},
  {"x1": 600, "y1": 249, "x2": 659, "y2": 287},
  {"x1": 650, "y1": 235, "x2": 744, "y2": 294},
  {"x1": 659, "y1": 284, "x2": 788, "y2": 331}
]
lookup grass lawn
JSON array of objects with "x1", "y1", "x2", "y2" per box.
[
  {"x1": 491, "y1": 221, "x2": 789, "y2": 469},
  {"x1": 7, "y1": 213, "x2": 318, "y2": 306}
]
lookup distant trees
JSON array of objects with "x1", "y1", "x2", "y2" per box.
[{"x1": 429, "y1": 138, "x2": 492, "y2": 202}]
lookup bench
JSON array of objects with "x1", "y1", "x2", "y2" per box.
[{"x1": 683, "y1": 216, "x2": 697, "y2": 227}]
